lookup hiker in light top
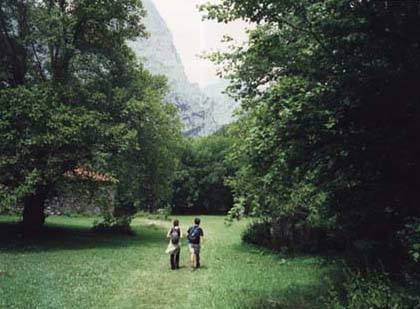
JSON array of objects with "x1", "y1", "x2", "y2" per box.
[
  {"x1": 187, "y1": 218, "x2": 204, "y2": 270},
  {"x1": 166, "y1": 219, "x2": 182, "y2": 270}
]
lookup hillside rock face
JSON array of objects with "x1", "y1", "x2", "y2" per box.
[
  {"x1": 203, "y1": 80, "x2": 239, "y2": 126},
  {"x1": 128, "y1": 0, "x2": 237, "y2": 136}
]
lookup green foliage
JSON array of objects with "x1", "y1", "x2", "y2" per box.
[
  {"x1": 202, "y1": 0, "x2": 420, "y2": 268},
  {"x1": 108, "y1": 70, "x2": 183, "y2": 215},
  {"x1": 399, "y1": 218, "x2": 420, "y2": 264},
  {"x1": 136, "y1": 207, "x2": 172, "y2": 221},
  {"x1": 0, "y1": 0, "x2": 183, "y2": 231},
  {"x1": 92, "y1": 215, "x2": 134, "y2": 235},
  {"x1": 242, "y1": 221, "x2": 272, "y2": 249},
  {"x1": 155, "y1": 207, "x2": 171, "y2": 221},
  {"x1": 0, "y1": 0, "x2": 146, "y2": 87},
  {"x1": 323, "y1": 266, "x2": 418, "y2": 309},
  {"x1": 0, "y1": 84, "x2": 102, "y2": 222},
  {"x1": 172, "y1": 129, "x2": 235, "y2": 214},
  {"x1": 226, "y1": 78, "x2": 331, "y2": 224}
]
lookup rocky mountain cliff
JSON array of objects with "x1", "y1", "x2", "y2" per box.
[
  {"x1": 128, "y1": 0, "x2": 237, "y2": 136},
  {"x1": 203, "y1": 80, "x2": 239, "y2": 126}
]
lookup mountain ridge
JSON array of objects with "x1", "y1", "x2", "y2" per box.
[{"x1": 128, "y1": 0, "x2": 237, "y2": 136}]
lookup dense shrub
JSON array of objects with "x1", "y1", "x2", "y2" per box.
[
  {"x1": 398, "y1": 217, "x2": 420, "y2": 264},
  {"x1": 242, "y1": 219, "x2": 330, "y2": 252},
  {"x1": 135, "y1": 207, "x2": 172, "y2": 221},
  {"x1": 92, "y1": 216, "x2": 133, "y2": 235},
  {"x1": 323, "y1": 266, "x2": 419, "y2": 309},
  {"x1": 172, "y1": 130, "x2": 235, "y2": 215},
  {"x1": 242, "y1": 221, "x2": 272, "y2": 248},
  {"x1": 91, "y1": 192, "x2": 136, "y2": 235},
  {"x1": 155, "y1": 207, "x2": 171, "y2": 221}
]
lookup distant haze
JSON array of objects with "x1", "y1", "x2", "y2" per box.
[{"x1": 150, "y1": 0, "x2": 249, "y2": 87}]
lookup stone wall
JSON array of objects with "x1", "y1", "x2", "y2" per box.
[{"x1": 44, "y1": 195, "x2": 102, "y2": 216}]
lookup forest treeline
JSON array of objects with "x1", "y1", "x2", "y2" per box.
[
  {"x1": 201, "y1": 0, "x2": 420, "y2": 308},
  {"x1": 200, "y1": 0, "x2": 420, "y2": 268},
  {"x1": 200, "y1": 0, "x2": 420, "y2": 305},
  {"x1": 1, "y1": 0, "x2": 419, "y2": 304}
]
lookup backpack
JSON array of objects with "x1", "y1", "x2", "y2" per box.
[
  {"x1": 188, "y1": 226, "x2": 200, "y2": 244},
  {"x1": 170, "y1": 228, "x2": 180, "y2": 245}
]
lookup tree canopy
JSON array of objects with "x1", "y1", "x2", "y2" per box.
[
  {"x1": 202, "y1": 0, "x2": 420, "y2": 266},
  {"x1": 0, "y1": 0, "x2": 182, "y2": 233},
  {"x1": 172, "y1": 127, "x2": 235, "y2": 215}
]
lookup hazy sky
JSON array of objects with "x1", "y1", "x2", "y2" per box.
[{"x1": 151, "y1": 0, "x2": 249, "y2": 87}]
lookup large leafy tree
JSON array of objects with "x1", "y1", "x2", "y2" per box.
[
  {"x1": 0, "y1": 0, "x2": 151, "y2": 232},
  {"x1": 0, "y1": 0, "x2": 145, "y2": 86},
  {"x1": 110, "y1": 71, "x2": 183, "y2": 214},
  {"x1": 172, "y1": 128, "x2": 235, "y2": 215},
  {"x1": 202, "y1": 0, "x2": 420, "y2": 258}
]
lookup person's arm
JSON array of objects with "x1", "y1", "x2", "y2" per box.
[
  {"x1": 167, "y1": 228, "x2": 172, "y2": 238},
  {"x1": 180, "y1": 228, "x2": 183, "y2": 238},
  {"x1": 200, "y1": 229, "x2": 204, "y2": 244}
]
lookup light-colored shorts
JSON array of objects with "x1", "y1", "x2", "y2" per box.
[{"x1": 188, "y1": 243, "x2": 200, "y2": 254}]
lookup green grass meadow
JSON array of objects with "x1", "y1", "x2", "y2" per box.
[{"x1": 0, "y1": 215, "x2": 333, "y2": 308}]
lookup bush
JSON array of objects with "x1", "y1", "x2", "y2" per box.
[
  {"x1": 92, "y1": 202, "x2": 135, "y2": 235},
  {"x1": 398, "y1": 217, "x2": 420, "y2": 264},
  {"x1": 135, "y1": 207, "x2": 171, "y2": 221},
  {"x1": 323, "y1": 265, "x2": 419, "y2": 309},
  {"x1": 242, "y1": 221, "x2": 272, "y2": 248},
  {"x1": 156, "y1": 207, "x2": 171, "y2": 221},
  {"x1": 91, "y1": 216, "x2": 133, "y2": 235},
  {"x1": 242, "y1": 219, "x2": 329, "y2": 252}
]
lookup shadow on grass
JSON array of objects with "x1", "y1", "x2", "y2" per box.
[
  {"x1": 226, "y1": 243, "x2": 339, "y2": 308},
  {"x1": 244, "y1": 282, "x2": 329, "y2": 309},
  {"x1": 0, "y1": 218, "x2": 168, "y2": 253},
  {"x1": 231, "y1": 241, "x2": 340, "y2": 264}
]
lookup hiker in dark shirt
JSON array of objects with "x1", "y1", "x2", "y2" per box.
[
  {"x1": 166, "y1": 219, "x2": 182, "y2": 270},
  {"x1": 187, "y1": 218, "x2": 204, "y2": 270}
]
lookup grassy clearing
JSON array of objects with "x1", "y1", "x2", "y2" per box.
[{"x1": 0, "y1": 215, "x2": 334, "y2": 308}]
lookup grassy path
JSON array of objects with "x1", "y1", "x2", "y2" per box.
[{"x1": 0, "y1": 215, "x2": 332, "y2": 308}]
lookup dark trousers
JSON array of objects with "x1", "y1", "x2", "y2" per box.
[
  {"x1": 170, "y1": 250, "x2": 180, "y2": 269},
  {"x1": 196, "y1": 253, "x2": 200, "y2": 268}
]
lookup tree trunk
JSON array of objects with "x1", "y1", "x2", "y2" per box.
[{"x1": 22, "y1": 186, "x2": 49, "y2": 235}]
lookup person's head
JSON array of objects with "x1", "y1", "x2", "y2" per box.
[
  {"x1": 194, "y1": 218, "x2": 200, "y2": 225},
  {"x1": 173, "y1": 219, "x2": 179, "y2": 227}
]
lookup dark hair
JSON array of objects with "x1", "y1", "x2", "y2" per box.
[
  {"x1": 173, "y1": 219, "x2": 179, "y2": 227},
  {"x1": 194, "y1": 218, "x2": 200, "y2": 225}
]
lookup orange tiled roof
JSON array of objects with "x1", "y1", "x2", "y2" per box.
[{"x1": 65, "y1": 167, "x2": 118, "y2": 183}]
